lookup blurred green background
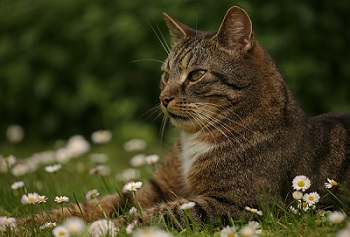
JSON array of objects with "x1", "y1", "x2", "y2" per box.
[{"x1": 0, "y1": 0, "x2": 349, "y2": 143}]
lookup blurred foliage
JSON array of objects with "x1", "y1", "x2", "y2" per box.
[{"x1": 0, "y1": 0, "x2": 349, "y2": 142}]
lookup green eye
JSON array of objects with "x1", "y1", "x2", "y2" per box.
[
  {"x1": 162, "y1": 72, "x2": 169, "y2": 84},
  {"x1": 188, "y1": 70, "x2": 206, "y2": 82}
]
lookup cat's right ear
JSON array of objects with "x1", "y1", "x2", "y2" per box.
[
  {"x1": 216, "y1": 6, "x2": 254, "y2": 52},
  {"x1": 163, "y1": 13, "x2": 197, "y2": 46}
]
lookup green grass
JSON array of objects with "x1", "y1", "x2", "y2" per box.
[{"x1": 1, "y1": 137, "x2": 349, "y2": 237}]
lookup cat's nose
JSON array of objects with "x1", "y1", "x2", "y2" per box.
[{"x1": 159, "y1": 94, "x2": 174, "y2": 107}]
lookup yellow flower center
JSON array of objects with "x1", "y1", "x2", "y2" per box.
[
  {"x1": 297, "y1": 180, "x2": 305, "y2": 187},
  {"x1": 228, "y1": 233, "x2": 235, "y2": 237},
  {"x1": 58, "y1": 231, "x2": 66, "y2": 236},
  {"x1": 331, "y1": 180, "x2": 338, "y2": 186},
  {"x1": 302, "y1": 202, "x2": 308, "y2": 207},
  {"x1": 309, "y1": 196, "x2": 315, "y2": 201},
  {"x1": 28, "y1": 197, "x2": 35, "y2": 203}
]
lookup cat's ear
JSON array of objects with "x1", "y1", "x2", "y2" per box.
[
  {"x1": 163, "y1": 13, "x2": 197, "y2": 45},
  {"x1": 216, "y1": 6, "x2": 254, "y2": 52}
]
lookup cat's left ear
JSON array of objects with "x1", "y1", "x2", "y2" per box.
[
  {"x1": 216, "y1": 6, "x2": 254, "y2": 52},
  {"x1": 163, "y1": 13, "x2": 197, "y2": 46}
]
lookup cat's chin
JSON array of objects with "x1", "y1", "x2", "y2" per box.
[{"x1": 169, "y1": 117, "x2": 201, "y2": 133}]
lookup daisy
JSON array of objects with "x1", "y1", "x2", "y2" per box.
[
  {"x1": 132, "y1": 227, "x2": 173, "y2": 237},
  {"x1": 328, "y1": 211, "x2": 346, "y2": 224},
  {"x1": 240, "y1": 221, "x2": 262, "y2": 237},
  {"x1": 11, "y1": 181, "x2": 25, "y2": 190},
  {"x1": 179, "y1": 201, "x2": 196, "y2": 210},
  {"x1": 52, "y1": 225, "x2": 70, "y2": 237},
  {"x1": 292, "y1": 191, "x2": 303, "y2": 200},
  {"x1": 88, "y1": 219, "x2": 119, "y2": 237},
  {"x1": 66, "y1": 135, "x2": 90, "y2": 158},
  {"x1": 125, "y1": 220, "x2": 138, "y2": 234},
  {"x1": 289, "y1": 206, "x2": 299, "y2": 215},
  {"x1": 0, "y1": 216, "x2": 16, "y2": 231},
  {"x1": 302, "y1": 192, "x2": 320, "y2": 206},
  {"x1": 45, "y1": 164, "x2": 62, "y2": 173},
  {"x1": 91, "y1": 130, "x2": 112, "y2": 144},
  {"x1": 123, "y1": 139, "x2": 147, "y2": 152},
  {"x1": 145, "y1": 154, "x2": 159, "y2": 165},
  {"x1": 54, "y1": 196, "x2": 69, "y2": 203},
  {"x1": 115, "y1": 168, "x2": 140, "y2": 182},
  {"x1": 86, "y1": 189, "x2": 100, "y2": 200},
  {"x1": 40, "y1": 222, "x2": 57, "y2": 229},
  {"x1": 292, "y1": 175, "x2": 311, "y2": 191},
  {"x1": 130, "y1": 154, "x2": 146, "y2": 167},
  {"x1": 89, "y1": 165, "x2": 111, "y2": 176},
  {"x1": 220, "y1": 225, "x2": 237, "y2": 237},
  {"x1": 21, "y1": 193, "x2": 39, "y2": 205},
  {"x1": 325, "y1": 178, "x2": 338, "y2": 189},
  {"x1": 89, "y1": 153, "x2": 108, "y2": 163},
  {"x1": 122, "y1": 181, "x2": 143, "y2": 193},
  {"x1": 4, "y1": 155, "x2": 16, "y2": 167},
  {"x1": 37, "y1": 195, "x2": 48, "y2": 203},
  {"x1": 6, "y1": 124, "x2": 24, "y2": 144},
  {"x1": 11, "y1": 163, "x2": 29, "y2": 176},
  {"x1": 245, "y1": 206, "x2": 263, "y2": 216},
  {"x1": 63, "y1": 217, "x2": 86, "y2": 236},
  {"x1": 55, "y1": 148, "x2": 72, "y2": 164}
]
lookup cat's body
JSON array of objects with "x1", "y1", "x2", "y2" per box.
[{"x1": 23, "y1": 6, "x2": 350, "y2": 228}]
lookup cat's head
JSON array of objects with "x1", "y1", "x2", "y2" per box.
[{"x1": 160, "y1": 6, "x2": 268, "y2": 134}]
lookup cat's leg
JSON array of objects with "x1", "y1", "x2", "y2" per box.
[{"x1": 113, "y1": 196, "x2": 252, "y2": 230}]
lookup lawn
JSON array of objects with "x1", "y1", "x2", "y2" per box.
[{"x1": 1, "y1": 129, "x2": 349, "y2": 237}]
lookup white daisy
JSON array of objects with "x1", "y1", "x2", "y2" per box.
[
  {"x1": 52, "y1": 225, "x2": 70, "y2": 237},
  {"x1": 328, "y1": 211, "x2": 346, "y2": 224},
  {"x1": 89, "y1": 153, "x2": 108, "y2": 163},
  {"x1": 63, "y1": 217, "x2": 86, "y2": 236},
  {"x1": 11, "y1": 163, "x2": 29, "y2": 176},
  {"x1": 6, "y1": 124, "x2": 24, "y2": 144},
  {"x1": 21, "y1": 193, "x2": 39, "y2": 205},
  {"x1": 86, "y1": 189, "x2": 100, "y2": 200},
  {"x1": 11, "y1": 181, "x2": 25, "y2": 190},
  {"x1": 292, "y1": 175, "x2": 311, "y2": 191},
  {"x1": 38, "y1": 195, "x2": 48, "y2": 203},
  {"x1": 0, "y1": 216, "x2": 16, "y2": 231},
  {"x1": 54, "y1": 196, "x2": 69, "y2": 203},
  {"x1": 115, "y1": 168, "x2": 140, "y2": 182},
  {"x1": 245, "y1": 206, "x2": 263, "y2": 216},
  {"x1": 91, "y1": 130, "x2": 112, "y2": 144},
  {"x1": 88, "y1": 219, "x2": 119, "y2": 237},
  {"x1": 145, "y1": 154, "x2": 159, "y2": 165},
  {"x1": 123, "y1": 139, "x2": 147, "y2": 152},
  {"x1": 325, "y1": 178, "x2": 338, "y2": 189},
  {"x1": 45, "y1": 164, "x2": 62, "y2": 173},
  {"x1": 132, "y1": 227, "x2": 173, "y2": 237},
  {"x1": 289, "y1": 206, "x2": 299, "y2": 215},
  {"x1": 220, "y1": 225, "x2": 237, "y2": 237},
  {"x1": 40, "y1": 222, "x2": 57, "y2": 229},
  {"x1": 130, "y1": 154, "x2": 146, "y2": 167},
  {"x1": 240, "y1": 221, "x2": 262, "y2": 237},
  {"x1": 179, "y1": 201, "x2": 196, "y2": 210},
  {"x1": 122, "y1": 181, "x2": 143, "y2": 193},
  {"x1": 292, "y1": 191, "x2": 303, "y2": 200},
  {"x1": 302, "y1": 192, "x2": 320, "y2": 206},
  {"x1": 66, "y1": 135, "x2": 90, "y2": 158}
]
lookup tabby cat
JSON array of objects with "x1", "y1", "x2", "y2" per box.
[{"x1": 23, "y1": 5, "x2": 350, "y2": 229}]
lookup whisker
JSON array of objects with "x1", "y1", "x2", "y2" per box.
[{"x1": 145, "y1": 17, "x2": 170, "y2": 55}]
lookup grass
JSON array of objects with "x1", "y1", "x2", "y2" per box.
[{"x1": 1, "y1": 134, "x2": 349, "y2": 237}]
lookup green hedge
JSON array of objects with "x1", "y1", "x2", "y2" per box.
[{"x1": 0, "y1": 0, "x2": 349, "y2": 141}]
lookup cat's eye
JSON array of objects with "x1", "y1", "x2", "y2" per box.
[
  {"x1": 162, "y1": 72, "x2": 170, "y2": 84},
  {"x1": 188, "y1": 70, "x2": 206, "y2": 82}
]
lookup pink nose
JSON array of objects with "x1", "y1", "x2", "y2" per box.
[{"x1": 159, "y1": 94, "x2": 174, "y2": 107}]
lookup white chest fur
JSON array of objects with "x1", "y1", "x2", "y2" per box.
[{"x1": 180, "y1": 132, "x2": 214, "y2": 178}]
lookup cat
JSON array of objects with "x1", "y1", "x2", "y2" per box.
[{"x1": 22, "y1": 5, "x2": 350, "y2": 229}]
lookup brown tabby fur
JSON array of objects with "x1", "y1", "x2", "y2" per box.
[{"x1": 22, "y1": 6, "x2": 350, "y2": 229}]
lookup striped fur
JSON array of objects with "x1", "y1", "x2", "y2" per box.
[{"x1": 22, "y1": 6, "x2": 350, "y2": 229}]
